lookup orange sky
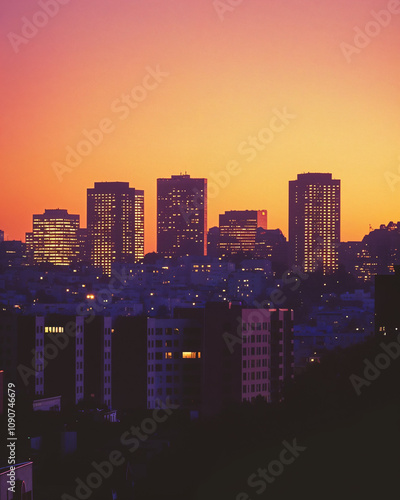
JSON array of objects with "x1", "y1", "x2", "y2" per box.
[{"x1": 1, "y1": 0, "x2": 400, "y2": 253}]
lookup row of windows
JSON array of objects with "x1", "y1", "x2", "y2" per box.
[
  {"x1": 148, "y1": 328, "x2": 180, "y2": 336},
  {"x1": 148, "y1": 387, "x2": 180, "y2": 396},
  {"x1": 243, "y1": 359, "x2": 270, "y2": 368},
  {"x1": 243, "y1": 371, "x2": 268, "y2": 381},
  {"x1": 148, "y1": 364, "x2": 181, "y2": 372},
  {"x1": 243, "y1": 383, "x2": 268, "y2": 393},
  {"x1": 243, "y1": 334, "x2": 268, "y2": 343},
  {"x1": 148, "y1": 340, "x2": 179, "y2": 348},
  {"x1": 242, "y1": 323, "x2": 269, "y2": 331},
  {"x1": 243, "y1": 347, "x2": 268, "y2": 356}
]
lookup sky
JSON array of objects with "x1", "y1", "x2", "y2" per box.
[{"x1": 1, "y1": 0, "x2": 400, "y2": 254}]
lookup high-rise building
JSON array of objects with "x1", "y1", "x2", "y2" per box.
[
  {"x1": 87, "y1": 182, "x2": 144, "y2": 276},
  {"x1": 134, "y1": 189, "x2": 145, "y2": 262},
  {"x1": 289, "y1": 173, "x2": 340, "y2": 274},
  {"x1": 157, "y1": 174, "x2": 207, "y2": 257},
  {"x1": 27, "y1": 209, "x2": 80, "y2": 266},
  {"x1": 0, "y1": 230, "x2": 4, "y2": 243},
  {"x1": 218, "y1": 210, "x2": 268, "y2": 257}
]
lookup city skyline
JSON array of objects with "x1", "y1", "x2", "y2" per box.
[
  {"x1": 3, "y1": 170, "x2": 397, "y2": 258},
  {"x1": 2, "y1": 0, "x2": 400, "y2": 252}
]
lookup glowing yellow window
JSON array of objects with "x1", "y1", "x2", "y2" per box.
[
  {"x1": 182, "y1": 352, "x2": 196, "y2": 359},
  {"x1": 165, "y1": 352, "x2": 172, "y2": 359}
]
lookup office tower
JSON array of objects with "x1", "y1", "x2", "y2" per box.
[
  {"x1": 134, "y1": 189, "x2": 145, "y2": 262},
  {"x1": 157, "y1": 174, "x2": 207, "y2": 257},
  {"x1": 0, "y1": 230, "x2": 4, "y2": 243},
  {"x1": 218, "y1": 210, "x2": 268, "y2": 257},
  {"x1": 289, "y1": 173, "x2": 340, "y2": 274},
  {"x1": 28, "y1": 209, "x2": 79, "y2": 266},
  {"x1": 87, "y1": 182, "x2": 144, "y2": 276}
]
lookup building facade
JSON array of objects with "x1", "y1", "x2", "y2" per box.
[
  {"x1": 147, "y1": 316, "x2": 202, "y2": 410},
  {"x1": 27, "y1": 209, "x2": 80, "y2": 266},
  {"x1": 87, "y1": 182, "x2": 144, "y2": 276},
  {"x1": 289, "y1": 173, "x2": 340, "y2": 274},
  {"x1": 157, "y1": 174, "x2": 207, "y2": 257},
  {"x1": 219, "y1": 210, "x2": 268, "y2": 257}
]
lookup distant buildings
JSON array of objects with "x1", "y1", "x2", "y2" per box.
[
  {"x1": 289, "y1": 173, "x2": 340, "y2": 274},
  {"x1": 87, "y1": 182, "x2": 144, "y2": 276},
  {"x1": 0, "y1": 230, "x2": 4, "y2": 243},
  {"x1": 219, "y1": 210, "x2": 268, "y2": 257},
  {"x1": 254, "y1": 228, "x2": 287, "y2": 265},
  {"x1": 0, "y1": 240, "x2": 27, "y2": 268},
  {"x1": 340, "y1": 222, "x2": 400, "y2": 282},
  {"x1": 157, "y1": 174, "x2": 207, "y2": 257},
  {"x1": 26, "y1": 209, "x2": 80, "y2": 266}
]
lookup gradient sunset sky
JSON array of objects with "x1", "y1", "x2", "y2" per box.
[{"x1": 1, "y1": 0, "x2": 400, "y2": 253}]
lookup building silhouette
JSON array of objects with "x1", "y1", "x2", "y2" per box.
[
  {"x1": 340, "y1": 222, "x2": 400, "y2": 282},
  {"x1": 157, "y1": 174, "x2": 207, "y2": 257},
  {"x1": 26, "y1": 209, "x2": 79, "y2": 266},
  {"x1": 375, "y1": 266, "x2": 400, "y2": 335},
  {"x1": 289, "y1": 173, "x2": 340, "y2": 274},
  {"x1": 218, "y1": 210, "x2": 268, "y2": 257},
  {"x1": 87, "y1": 182, "x2": 144, "y2": 276}
]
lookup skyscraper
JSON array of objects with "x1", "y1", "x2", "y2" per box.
[
  {"x1": 157, "y1": 174, "x2": 207, "y2": 257},
  {"x1": 27, "y1": 209, "x2": 79, "y2": 266},
  {"x1": 87, "y1": 182, "x2": 144, "y2": 276},
  {"x1": 134, "y1": 189, "x2": 145, "y2": 262},
  {"x1": 218, "y1": 210, "x2": 268, "y2": 256},
  {"x1": 289, "y1": 173, "x2": 340, "y2": 274}
]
